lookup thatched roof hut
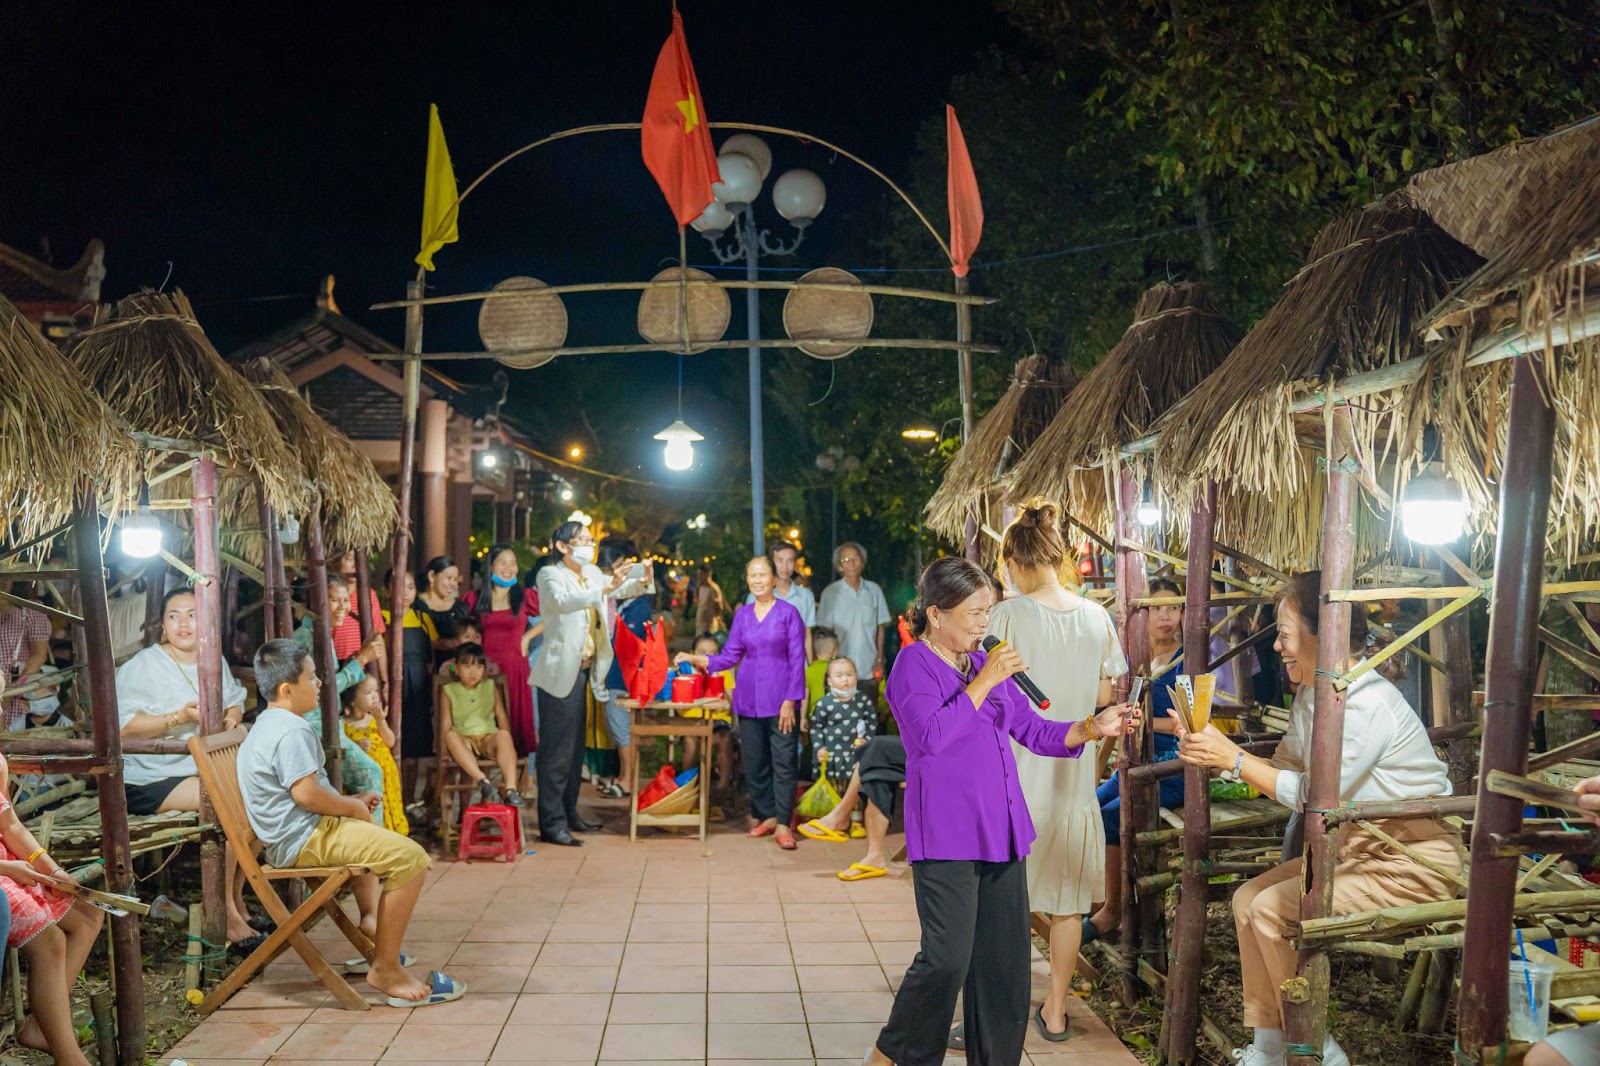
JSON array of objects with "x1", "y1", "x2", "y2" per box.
[
  {"x1": 1155, "y1": 192, "x2": 1483, "y2": 566},
  {"x1": 1402, "y1": 117, "x2": 1600, "y2": 559},
  {"x1": 925, "y1": 354, "x2": 1077, "y2": 550},
  {"x1": 236, "y1": 357, "x2": 396, "y2": 551},
  {"x1": 1007, "y1": 281, "x2": 1240, "y2": 538},
  {"x1": 67, "y1": 291, "x2": 314, "y2": 518},
  {"x1": 0, "y1": 294, "x2": 138, "y2": 543}
]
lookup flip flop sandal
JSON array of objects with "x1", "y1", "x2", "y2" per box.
[
  {"x1": 747, "y1": 822, "x2": 777, "y2": 838},
  {"x1": 776, "y1": 831, "x2": 798, "y2": 850},
  {"x1": 1033, "y1": 1003, "x2": 1071, "y2": 1042},
  {"x1": 385, "y1": 969, "x2": 467, "y2": 1009},
  {"x1": 228, "y1": 933, "x2": 269, "y2": 957},
  {"x1": 798, "y1": 819, "x2": 848, "y2": 842},
  {"x1": 837, "y1": 862, "x2": 887, "y2": 882},
  {"x1": 247, "y1": 916, "x2": 277, "y2": 934},
  {"x1": 947, "y1": 1024, "x2": 965, "y2": 1052},
  {"x1": 344, "y1": 951, "x2": 415, "y2": 974},
  {"x1": 1080, "y1": 916, "x2": 1101, "y2": 946},
  {"x1": 849, "y1": 823, "x2": 866, "y2": 839}
]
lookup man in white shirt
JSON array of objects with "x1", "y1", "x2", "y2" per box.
[
  {"x1": 817, "y1": 542, "x2": 890, "y2": 685},
  {"x1": 749, "y1": 541, "x2": 816, "y2": 660}
]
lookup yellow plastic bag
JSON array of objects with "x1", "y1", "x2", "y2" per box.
[{"x1": 796, "y1": 751, "x2": 843, "y2": 819}]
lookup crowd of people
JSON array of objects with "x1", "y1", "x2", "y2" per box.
[{"x1": 0, "y1": 500, "x2": 1574, "y2": 1062}]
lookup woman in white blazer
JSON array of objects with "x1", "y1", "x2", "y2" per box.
[{"x1": 530, "y1": 520, "x2": 636, "y2": 845}]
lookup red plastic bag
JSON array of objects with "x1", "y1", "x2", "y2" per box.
[
  {"x1": 636, "y1": 765, "x2": 678, "y2": 811},
  {"x1": 614, "y1": 620, "x2": 670, "y2": 704}
]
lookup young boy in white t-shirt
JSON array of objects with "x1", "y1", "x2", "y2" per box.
[{"x1": 237, "y1": 638, "x2": 462, "y2": 1008}]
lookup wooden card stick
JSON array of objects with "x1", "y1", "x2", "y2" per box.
[{"x1": 1485, "y1": 769, "x2": 1593, "y2": 818}]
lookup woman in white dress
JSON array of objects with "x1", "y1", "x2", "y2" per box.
[{"x1": 990, "y1": 499, "x2": 1126, "y2": 1042}]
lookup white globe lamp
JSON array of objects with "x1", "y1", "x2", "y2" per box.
[
  {"x1": 690, "y1": 200, "x2": 735, "y2": 237},
  {"x1": 119, "y1": 510, "x2": 164, "y2": 560},
  {"x1": 1402, "y1": 466, "x2": 1469, "y2": 545},
  {"x1": 720, "y1": 134, "x2": 772, "y2": 180},
  {"x1": 772, "y1": 169, "x2": 826, "y2": 228},
  {"x1": 711, "y1": 152, "x2": 762, "y2": 212}
]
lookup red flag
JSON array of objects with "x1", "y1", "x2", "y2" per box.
[
  {"x1": 946, "y1": 105, "x2": 984, "y2": 278},
  {"x1": 642, "y1": 11, "x2": 721, "y2": 226}
]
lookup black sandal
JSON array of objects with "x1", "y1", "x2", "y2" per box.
[
  {"x1": 247, "y1": 916, "x2": 277, "y2": 935},
  {"x1": 229, "y1": 933, "x2": 269, "y2": 957},
  {"x1": 1034, "y1": 1003, "x2": 1071, "y2": 1042},
  {"x1": 946, "y1": 1024, "x2": 964, "y2": 1052}
]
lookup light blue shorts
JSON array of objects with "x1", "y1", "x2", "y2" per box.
[{"x1": 604, "y1": 697, "x2": 631, "y2": 746}]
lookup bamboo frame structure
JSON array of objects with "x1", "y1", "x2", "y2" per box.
[{"x1": 1114, "y1": 462, "x2": 1155, "y2": 1007}]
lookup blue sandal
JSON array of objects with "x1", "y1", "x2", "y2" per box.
[{"x1": 385, "y1": 969, "x2": 467, "y2": 1008}]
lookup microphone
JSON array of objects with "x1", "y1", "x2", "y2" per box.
[{"x1": 980, "y1": 636, "x2": 1050, "y2": 709}]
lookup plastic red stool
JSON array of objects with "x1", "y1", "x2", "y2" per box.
[{"x1": 458, "y1": 803, "x2": 522, "y2": 862}]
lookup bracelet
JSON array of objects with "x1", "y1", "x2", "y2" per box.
[
  {"x1": 24, "y1": 847, "x2": 46, "y2": 866},
  {"x1": 1084, "y1": 716, "x2": 1101, "y2": 742}
]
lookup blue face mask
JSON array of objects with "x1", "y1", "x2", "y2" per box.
[{"x1": 490, "y1": 574, "x2": 517, "y2": 588}]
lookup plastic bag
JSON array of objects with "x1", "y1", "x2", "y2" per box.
[
  {"x1": 796, "y1": 751, "x2": 843, "y2": 819},
  {"x1": 636, "y1": 765, "x2": 678, "y2": 811}
]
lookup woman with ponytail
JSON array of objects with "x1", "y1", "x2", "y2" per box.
[{"x1": 1174, "y1": 571, "x2": 1454, "y2": 1066}]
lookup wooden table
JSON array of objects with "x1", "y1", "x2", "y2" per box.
[{"x1": 621, "y1": 699, "x2": 729, "y2": 842}]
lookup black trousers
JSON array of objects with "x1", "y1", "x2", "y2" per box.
[
  {"x1": 535, "y1": 669, "x2": 589, "y2": 837},
  {"x1": 876, "y1": 858, "x2": 1031, "y2": 1066},
  {"x1": 738, "y1": 714, "x2": 796, "y2": 825}
]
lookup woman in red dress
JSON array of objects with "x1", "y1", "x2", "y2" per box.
[
  {"x1": 0, "y1": 753, "x2": 103, "y2": 1066},
  {"x1": 465, "y1": 544, "x2": 541, "y2": 759}
]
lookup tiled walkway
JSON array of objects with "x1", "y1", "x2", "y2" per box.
[{"x1": 164, "y1": 821, "x2": 1137, "y2": 1065}]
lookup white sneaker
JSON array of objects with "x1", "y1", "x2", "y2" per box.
[
  {"x1": 1321, "y1": 1036, "x2": 1350, "y2": 1066},
  {"x1": 1232, "y1": 1048, "x2": 1286, "y2": 1066}
]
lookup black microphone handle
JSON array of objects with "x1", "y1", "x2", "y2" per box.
[{"x1": 980, "y1": 636, "x2": 1050, "y2": 708}]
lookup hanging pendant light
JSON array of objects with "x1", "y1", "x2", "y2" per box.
[
  {"x1": 1136, "y1": 481, "x2": 1162, "y2": 527},
  {"x1": 1402, "y1": 463, "x2": 1468, "y2": 545},
  {"x1": 655, "y1": 419, "x2": 704, "y2": 472},
  {"x1": 119, "y1": 509, "x2": 163, "y2": 559}
]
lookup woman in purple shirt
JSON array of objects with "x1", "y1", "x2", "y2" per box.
[
  {"x1": 676, "y1": 555, "x2": 807, "y2": 849},
  {"x1": 866, "y1": 557, "x2": 1132, "y2": 1066}
]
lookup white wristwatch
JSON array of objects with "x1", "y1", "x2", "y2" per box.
[{"x1": 1222, "y1": 751, "x2": 1245, "y2": 782}]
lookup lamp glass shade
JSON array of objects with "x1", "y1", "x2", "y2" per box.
[
  {"x1": 690, "y1": 200, "x2": 735, "y2": 235},
  {"x1": 1136, "y1": 503, "x2": 1162, "y2": 527},
  {"x1": 277, "y1": 513, "x2": 301, "y2": 545},
  {"x1": 711, "y1": 152, "x2": 762, "y2": 209},
  {"x1": 719, "y1": 134, "x2": 772, "y2": 179},
  {"x1": 663, "y1": 438, "x2": 695, "y2": 471},
  {"x1": 119, "y1": 512, "x2": 164, "y2": 559},
  {"x1": 772, "y1": 169, "x2": 826, "y2": 224},
  {"x1": 1402, "y1": 468, "x2": 1468, "y2": 544}
]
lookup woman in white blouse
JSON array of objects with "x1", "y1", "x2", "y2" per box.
[
  {"x1": 116, "y1": 588, "x2": 257, "y2": 945},
  {"x1": 1175, "y1": 571, "x2": 1455, "y2": 1066}
]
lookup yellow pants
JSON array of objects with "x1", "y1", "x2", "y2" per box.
[
  {"x1": 294, "y1": 815, "x2": 430, "y2": 894},
  {"x1": 1232, "y1": 817, "x2": 1462, "y2": 1030}
]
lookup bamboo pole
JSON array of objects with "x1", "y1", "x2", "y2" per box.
[
  {"x1": 1459, "y1": 351, "x2": 1557, "y2": 1060},
  {"x1": 1291, "y1": 889, "x2": 1600, "y2": 944},
  {"x1": 190, "y1": 455, "x2": 228, "y2": 985},
  {"x1": 371, "y1": 276, "x2": 999, "y2": 310},
  {"x1": 305, "y1": 501, "x2": 343, "y2": 790},
  {"x1": 386, "y1": 275, "x2": 422, "y2": 750},
  {"x1": 1323, "y1": 795, "x2": 1475, "y2": 827},
  {"x1": 376, "y1": 336, "x2": 1002, "y2": 362},
  {"x1": 1335, "y1": 588, "x2": 1484, "y2": 691},
  {"x1": 355, "y1": 552, "x2": 374, "y2": 644},
  {"x1": 259, "y1": 498, "x2": 287, "y2": 641},
  {"x1": 1137, "y1": 807, "x2": 1294, "y2": 846},
  {"x1": 957, "y1": 274, "x2": 977, "y2": 562},
  {"x1": 74, "y1": 493, "x2": 144, "y2": 1065},
  {"x1": 1115, "y1": 461, "x2": 1153, "y2": 1006},
  {"x1": 1440, "y1": 548, "x2": 1480, "y2": 794},
  {"x1": 1164, "y1": 479, "x2": 1215, "y2": 1062},
  {"x1": 1284, "y1": 441, "x2": 1355, "y2": 1066}
]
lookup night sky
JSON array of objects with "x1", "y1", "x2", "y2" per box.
[{"x1": 5, "y1": 2, "x2": 1012, "y2": 494}]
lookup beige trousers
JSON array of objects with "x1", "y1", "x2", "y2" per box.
[{"x1": 1232, "y1": 817, "x2": 1463, "y2": 1029}]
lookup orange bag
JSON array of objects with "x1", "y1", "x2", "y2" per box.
[{"x1": 636, "y1": 765, "x2": 678, "y2": 811}]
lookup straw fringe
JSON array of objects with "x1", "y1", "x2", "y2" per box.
[
  {"x1": 0, "y1": 295, "x2": 139, "y2": 547},
  {"x1": 925, "y1": 354, "x2": 1078, "y2": 545}
]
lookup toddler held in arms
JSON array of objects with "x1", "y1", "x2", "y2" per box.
[
  {"x1": 239, "y1": 639, "x2": 461, "y2": 1007},
  {"x1": 440, "y1": 643, "x2": 523, "y2": 807}
]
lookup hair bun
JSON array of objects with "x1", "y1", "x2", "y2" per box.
[{"x1": 1019, "y1": 497, "x2": 1058, "y2": 529}]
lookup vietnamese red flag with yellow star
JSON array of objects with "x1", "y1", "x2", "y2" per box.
[{"x1": 642, "y1": 10, "x2": 721, "y2": 226}]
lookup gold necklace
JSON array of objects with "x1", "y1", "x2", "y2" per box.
[{"x1": 921, "y1": 638, "x2": 971, "y2": 678}]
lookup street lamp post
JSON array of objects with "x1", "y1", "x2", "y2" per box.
[{"x1": 692, "y1": 134, "x2": 826, "y2": 556}]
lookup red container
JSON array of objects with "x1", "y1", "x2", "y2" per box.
[
  {"x1": 703, "y1": 674, "x2": 726, "y2": 699},
  {"x1": 671, "y1": 674, "x2": 706, "y2": 703}
]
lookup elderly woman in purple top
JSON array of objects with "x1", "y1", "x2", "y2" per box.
[
  {"x1": 675, "y1": 555, "x2": 807, "y2": 849},
  {"x1": 865, "y1": 557, "x2": 1133, "y2": 1066}
]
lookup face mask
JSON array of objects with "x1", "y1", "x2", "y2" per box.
[
  {"x1": 570, "y1": 545, "x2": 596, "y2": 566},
  {"x1": 829, "y1": 686, "x2": 856, "y2": 702},
  {"x1": 490, "y1": 574, "x2": 517, "y2": 588}
]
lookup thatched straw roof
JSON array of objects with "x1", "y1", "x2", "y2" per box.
[
  {"x1": 67, "y1": 291, "x2": 313, "y2": 517},
  {"x1": 1007, "y1": 281, "x2": 1240, "y2": 537},
  {"x1": 1155, "y1": 192, "x2": 1482, "y2": 566},
  {"x1": 237, "y1": 358, "x2": 397, "y2": 550},
  {"x1": 925, "y1": 355, "x2": 1077, "y2": 546},
  {"x1": 0, "y1": 294, "x2": 138, "y2": 543}
]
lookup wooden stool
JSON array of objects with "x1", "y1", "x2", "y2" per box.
[{"x1": 458, "y1": 804, "x2": 523, "y2": 863}]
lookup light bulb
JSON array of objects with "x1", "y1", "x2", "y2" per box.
[
  {"x1": 480, "y1": 451, "x2": 498, "y2": 469},
  {"x1": 1402, "y1": 466, "x2": 1469, "y2": 545},
  {"x1": 277, "y1": 513, "x2": 301, "y2": 545},
  {"x1": 119, "y1": 512, "x2": 164, "y2": 559},
  {"x1": 664, "y1": 438, "x2": 694, "y2": 471},
  {"x1": 560, "y1": 488, "x2": 574, "y2": 502},
  {"x1": 1137, "y1": 503, "x2": 1162, "y2": 527}
]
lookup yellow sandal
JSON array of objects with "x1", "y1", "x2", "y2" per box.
[
  {"x1": 798, "y1": 819, "x2": 848, "y2": 843},
  {"x1": 838, "y1": 862, "x2": 887, "y2": 882}
]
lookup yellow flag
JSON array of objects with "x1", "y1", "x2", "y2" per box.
[{"x1": 415, "y1": 103, "x2": 459, "y2": 271}]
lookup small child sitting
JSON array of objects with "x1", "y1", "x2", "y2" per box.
[
  {"x1": 440, "y1": 643, "x2": 522, "y2": 807},
  {"x1": 239, "y1": 639, "x2": 461, "y2": 1008},
  {"x1": 804, "y1": 626, "x2": 840, "y2": 715},
  {"x1": 808, "y1": 656, "x2": 876, "y2": 782},
  {"x1": 438, "y1": 621, "x2": 501, "y2": 681},
  {"x1": 341, "y1": 674, "x2": 408, "y2": 835}
]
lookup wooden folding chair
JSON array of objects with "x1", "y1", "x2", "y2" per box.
[
  {"x1": 433, "y1": 672, "x2": 525, "y2": 851},
  {"x1": 188, "y1": 727, "x2": 375, "y2": 1014}
]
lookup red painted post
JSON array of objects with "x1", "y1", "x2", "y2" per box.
[
  {"x1": 305, "y1": 501, "x2": 344, "y2": 790},
  {"x1": 386, "y1": 275, "x2": 423, "y2": 745},
  {"x1": 1115, "y1": 461, "x2": 1153, "y2": 1005},
  {"x1": 1459, "y1": 351, "x2": 1557, "y2": 1058},
  {"x1": 1164, "y1": 478, "x2": 1216, "y2": 1063},
  {"x1": 74, "y1": 493, "x2": 145, "y2": 1065},
  {"x1": 190, "y1": 455, "x2": 229, "y2": 975},
  {"x1": 1284, "y1": 458, "x2": 1356, "y2": 1065}
]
